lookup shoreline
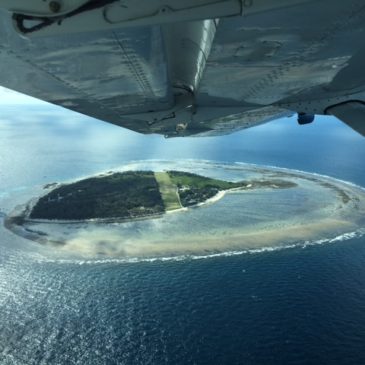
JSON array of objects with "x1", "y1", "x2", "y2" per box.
[
  {"x1": 3, "y1": 162, "x2": 365, "y2": 259},
  {"x1": 40, "y1": 218, "x2": 360, "y2": 258},
  {"x1": 8, "y1": 185, "x2": 246, "y2": 226},
  {"x1": 195, "y1": 190, "x2": 227, "y2": 207}
]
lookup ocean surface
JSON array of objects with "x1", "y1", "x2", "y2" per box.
[{"x1": 1, "y1": 106, "x2": 365, "y2": 364}]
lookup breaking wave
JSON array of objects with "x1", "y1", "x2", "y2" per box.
[
  {"x1": 37, "y1": 228, "x2": 365, "y2": 265},
  {"x1": 5, "y1": 160, "x2": 365, "y2": 264}
]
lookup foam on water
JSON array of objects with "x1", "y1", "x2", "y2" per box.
[
  {"x1": 236, "y1": 161, "x2": 365, "y2": 192},
  {"x1": 4, "y1": 160, "x2": 365, "y2": 263},
  {"x1": 35, "y1": 228, "x2": 365, "y2": 265}
]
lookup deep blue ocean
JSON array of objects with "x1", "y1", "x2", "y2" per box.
[{"x1": 1, "y1": 105, "x2": 365, "y2": 364}]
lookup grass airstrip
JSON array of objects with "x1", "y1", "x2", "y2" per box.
[{"x1": 154, "y1": 172, "x2": 182, "y2": 211}]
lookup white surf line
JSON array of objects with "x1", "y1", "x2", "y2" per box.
[
  {"x1": 35, "y1": 227, "x2": 365, "y2": 266},
  {"x1": 235, "y1": 161, "x2": 365, "y2": 191}
]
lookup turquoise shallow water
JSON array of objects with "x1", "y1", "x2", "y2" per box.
[
  {"x1": 1, "y1": 109, "x2": 365, "y2": 364},
  {"x1": 8, "y1": 160, "x2": 365, "y2": 260}
]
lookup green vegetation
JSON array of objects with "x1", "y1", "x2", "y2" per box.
[
  {"x1": 154, "y1": 172, "x2": 182, "y2": 211},
  {"x1": 168, "y1": 171, "x2": 245, "y2": 189},
  {"x1": 29, "y1": 170, "x2": 297, "y2": 221},
  {"x1": 30, "y1": 171, "x2": 164, "y2": 220},
  {"x1": 167, "y1": 171, "x2": 246, "y2": 207}
]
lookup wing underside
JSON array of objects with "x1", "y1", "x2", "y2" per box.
[{"x1": 1, "y1": 1, "x2": 365, "y2": 136}]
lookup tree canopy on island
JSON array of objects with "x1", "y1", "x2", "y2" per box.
[
  {"x1": 30, "y1": 171, "x2": 164, "y2": 220},
  {"x1": 29, "y1": 170, "x2": 295, "y2": 221}
]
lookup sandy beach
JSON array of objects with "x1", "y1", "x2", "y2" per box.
[{"x1": 4, "y1": 162, "x2": 365, "y2": 259}]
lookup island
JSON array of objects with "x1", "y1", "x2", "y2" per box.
[
  {"x1": 27, "y1": 170, "x2": 296, "y2": 221},
  {"x1": 5, "y1": 161, "x2": 364, "y2": 260}
]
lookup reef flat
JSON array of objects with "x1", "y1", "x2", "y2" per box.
[
  {"x1": 12, "y1": 170, "x2": 295, "y2": 222},
  {"x1": 4, "y1": 161, "x2": 365, "y2": 259}
]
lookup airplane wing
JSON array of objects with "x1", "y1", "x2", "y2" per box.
[{"x1": 1, "y1": 0, "x2": 365, "y2": 137}]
